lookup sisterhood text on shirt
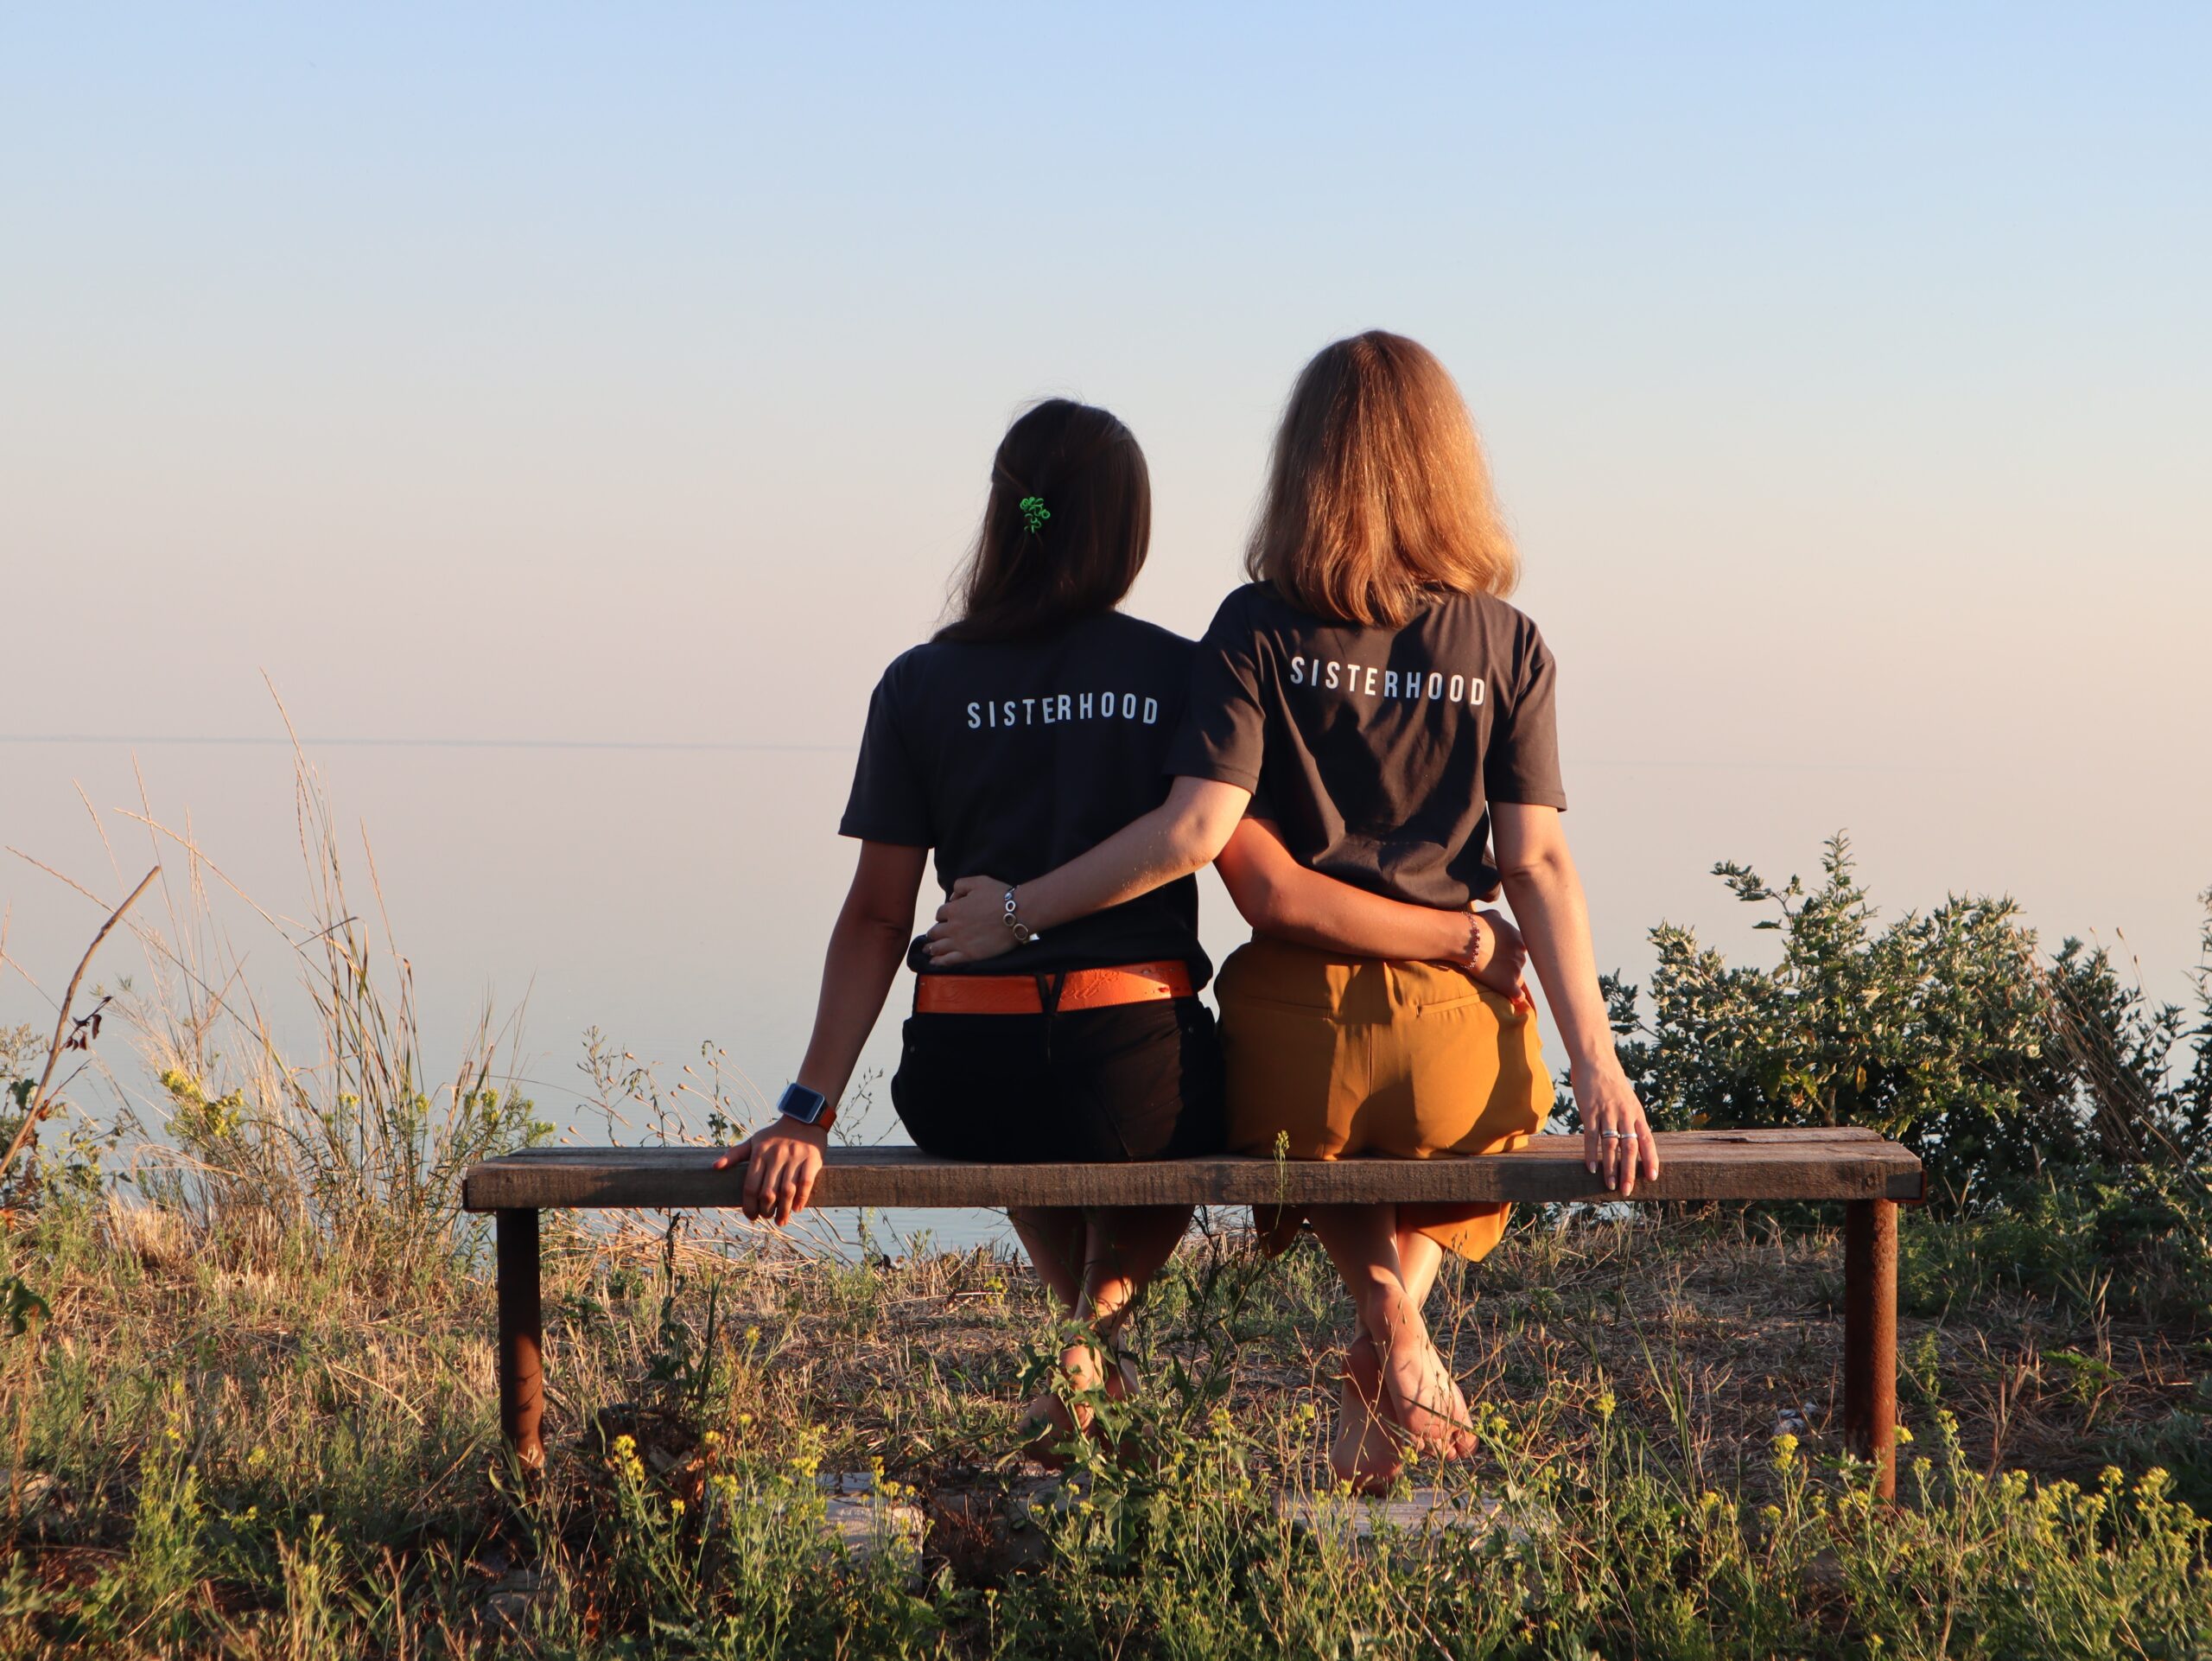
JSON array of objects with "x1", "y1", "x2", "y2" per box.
[
  {"x1": 966, "y1": 690, "x2": 1161, "y2": 729},
  {"x1": 1288, "y1": 656, "x2": 1487, "y2": 707}
]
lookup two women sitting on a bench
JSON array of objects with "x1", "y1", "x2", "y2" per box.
[{"x1": 721, "y1": 333, "x2": 1658, "y2": 1490}]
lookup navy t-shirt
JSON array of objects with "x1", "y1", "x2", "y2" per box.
[{"x1": 840, "y1": 611, "x2": 1212, "y2": 985}]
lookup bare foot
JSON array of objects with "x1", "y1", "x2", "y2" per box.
[
  {"x1": 1019, "y1": 1340, "x2": 1131, "y2": 1466},
  {"x1": 1328, "y1": 1332, "x2": 1404, "y2": 1494},
  {"x1": 1017, "y1": 1391, "x2": 1077, "y2": 1468},
  {"x1": 1375, "y1": 1308, "x2": 1477, "y2": 1458}
]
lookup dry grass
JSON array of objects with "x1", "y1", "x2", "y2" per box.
[{"x1": 4, "y1": 1188, "x2": 2205, "y2": 1656}]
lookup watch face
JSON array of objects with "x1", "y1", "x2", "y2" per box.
[{"x1": 779, "y1": 1082, "x2": 827, "y2": 1123}]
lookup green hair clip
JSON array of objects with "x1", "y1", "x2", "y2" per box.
[{"x1": 1019, "y1": 495, "x2": 1052, "y2": 535}]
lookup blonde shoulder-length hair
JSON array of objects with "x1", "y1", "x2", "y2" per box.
[{"x1": 1246, "y1": 331, "x2": 1518, "y2": 627}]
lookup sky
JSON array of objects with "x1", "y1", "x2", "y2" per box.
[{"x1": 3, "y1": 5, "x2": 2208, "y2": 1144}]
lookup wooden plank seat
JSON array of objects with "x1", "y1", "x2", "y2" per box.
[{"x1": 463, "y1": 1128, "x2": 1922, "y2": 1494}]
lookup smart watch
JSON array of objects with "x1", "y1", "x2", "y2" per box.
[{"x1": 776, "y1": 1081, "x2": 830, "y2": 1126}]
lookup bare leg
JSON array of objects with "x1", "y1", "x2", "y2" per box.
[
  {"x1": 1013, "y1": 1204, "x2": 1191, "y2": 1454},
  {"x1": 1307, "y1": 1206, "x2": 1474, "y2": 1476},
  {"x1": 1010, "y1": 1206, "x2": 1091, "y2": 1455},
  {"x1": 1009, "y1": 1206, "x2": 1086, "y2": 1314},
  {"x1": 1338, "y1": 1225, "x2": 1465, "y2": 1477},
  {"x1": 1067, "y1": 1206, "x2": 1192, "y2": 1409},
  {"x1": 1396, "y1": 1226, "x2": 1446, "y2": 1308},
  {"x1": 1081, "y1": 1206, "x2": 1192, "y2": 1345}
]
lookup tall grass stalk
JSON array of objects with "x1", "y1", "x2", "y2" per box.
[{"x1": 104, "y1": 737, "x2": 545, "y2": 1282}]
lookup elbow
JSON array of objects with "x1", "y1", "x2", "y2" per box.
[
  {"x1": 1166, "y1": 810, "x2": 1238, "y2": 880},
  {"x1": 1219, "y1": 868, "x2": 1291, "y2": 932},
  {"x1": 1497, "y1": 845, "x2": 1567, "y2": 889},
  {"x1": 861, "y1": 908, "x2": 916, "y2": 941},
  {"x1": 1167, "y1": 824, "x2": 1222, "y2": 881},
  {"x1": 844, "y1": 894, "x2": 919, "y2": 939}
]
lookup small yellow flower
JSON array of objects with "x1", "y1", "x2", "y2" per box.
[
  {"x1": 1894, "y1": 1423, "x2": 1914, "y2": 1444},
  {"x1": 669, "y1": 1498, "x2": 685, "y2": 1518},
  {"x1": 612, "y1": 1434, "x2": 638, "y2": 1459},
  {"x1": 1772, "y1": 1432, "x2": 1800, "y2": 1467},
  {"x1": 1595, "y1": 1390, "x2": 1617, "y2": 1420},
  {"x1": 702, "y1": 1429, "x2": 724, "y2": 1450}
]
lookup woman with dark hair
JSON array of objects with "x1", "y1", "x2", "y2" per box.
[
  {"x1": 925, "y1": 337, "x2": 1656, "y2": 1487},
  {"x1": 721, "y1": 397, "x2": 1524, "y2": 1453}
]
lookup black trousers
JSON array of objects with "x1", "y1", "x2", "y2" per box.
[{"x1": 891, "y1": 991, "x2": 1226, "y2": 1164}]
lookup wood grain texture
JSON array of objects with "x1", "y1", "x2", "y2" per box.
[{"x1": 461, "y1": 1131, "x2": 1923, "y2": 1212}]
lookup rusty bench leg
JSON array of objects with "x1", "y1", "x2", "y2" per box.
[
  {"x1": 1843, "y1": 1198, "x2": 1897, "y2": 1500},
  {"x1": 497, "y1": 1208, "x2": 544, "y2": 1473}
]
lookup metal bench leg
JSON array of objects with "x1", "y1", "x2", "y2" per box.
[
  {"x1": 497, "y1": 1208, "x2": 544, "y2": 1472},
  {"x1": 1843, "y1": 1198, "x2": 1897, "y2": 1500}
]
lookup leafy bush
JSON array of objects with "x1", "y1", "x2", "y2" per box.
[{"x1": 1583, "y1": 835, "x2": 2212, "y2": 1213}]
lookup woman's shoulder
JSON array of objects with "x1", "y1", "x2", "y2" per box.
[
  {"x1": 1435, "y1": 588, "x2": 1548, "y2": 646},
  {"x1": 1200, "y1": 581, "x2": 1296, "y2": 635},
  {"x1": 877, "y1": 637, "x2": 950, "y2": 688},
  {"x1": 1092, "y1": 609, "x2": 1197, "y2": 654}
]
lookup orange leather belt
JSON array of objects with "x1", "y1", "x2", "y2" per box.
[{"x1": 915, "y1": 959, "x2": 1193, "y2": 1015}]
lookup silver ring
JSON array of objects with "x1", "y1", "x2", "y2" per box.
[{"x1": 1598, "y1": 1130, "x2": 1621, "y2": 1140}]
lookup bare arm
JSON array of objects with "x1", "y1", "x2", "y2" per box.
[
  {"x1": 924, "y1": 776, "x2": 1252, "y2": 965},
  {"x1": 717, "y1": 839, "x2": 926, "y2": 1221},
  {"x1": 1491, "y1": 802, "x2": 1657, "y2": 1193},
  {"x1": 1215, "y1": 818, "x2": 1526, "y2": 995}
]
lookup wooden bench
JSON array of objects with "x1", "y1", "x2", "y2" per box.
[{"x1": 462, "y1": 1127, "x2": 1923, "y2": 1496}]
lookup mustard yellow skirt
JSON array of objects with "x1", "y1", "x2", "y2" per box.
[{"x1": 1216, "y1": 937, "x2": 1553, "y2": 1261}]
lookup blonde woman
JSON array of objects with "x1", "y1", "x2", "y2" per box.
[{"x1": 925, "y1": 333, "x2": 1656, "y2": 1487}]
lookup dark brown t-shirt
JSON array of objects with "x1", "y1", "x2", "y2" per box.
[
  {"x1": 841, "y1": 610, "x2": 1211, "y2": 983},
  {"x1": 1166, "y1": 582, "x2": 1567, "y2": 908}
]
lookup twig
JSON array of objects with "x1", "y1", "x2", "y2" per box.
[{"x1": 1, "y1": 867, "x2": 161, "y2": 1191}]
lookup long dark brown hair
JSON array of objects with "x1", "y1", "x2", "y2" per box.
[
  {"x1": 1247, "y1": 331, "x2": 1518, "y2": 627},
  {"x1": 938, "y1": 399, "x2": 1152, "y2": 642}
]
